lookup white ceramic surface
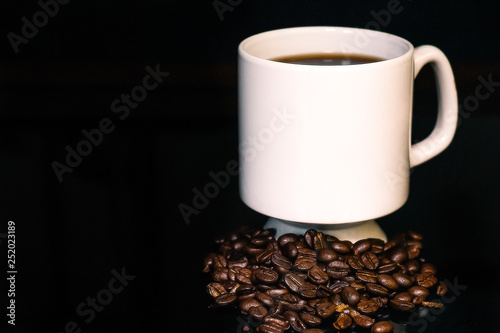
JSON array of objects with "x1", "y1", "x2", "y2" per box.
[{"x1": 238, "y1": 26, "x2": 457, "y2": 224}]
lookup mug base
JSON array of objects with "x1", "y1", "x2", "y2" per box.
[{"x1": 263, "y1": 218, "x2": 387, "y2": 243}]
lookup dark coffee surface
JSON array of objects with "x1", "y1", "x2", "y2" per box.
[{"x1": 271, "y1": 53, "x2": 385, "y2": 65}]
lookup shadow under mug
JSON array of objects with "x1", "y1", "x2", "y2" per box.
[{"x1": 238, "y1": 26, "x2": 458, "y2": 224}]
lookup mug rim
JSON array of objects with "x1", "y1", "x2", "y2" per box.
[{"x1": 239, "y1": 26, "x2": 414, "y2": 68}]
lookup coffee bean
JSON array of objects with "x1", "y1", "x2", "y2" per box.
[
  {"x1": 298, "y1": 282, "x2": 318, "y2": 299},
  {"x1": 278, "y1": 293, "x2": 305, "y2": 311},
  {"x1": 389, "y1": 248, "x2": 408, "y2": 264},
  {"x1": 377, "y1": 262, "x2": 398, "y2": 274},
  {"x1": 332, "y1": 241, "x2": 352, "y2": 254},
  {"x1": 361, "y1": 252, "x2": 379, "y2": 270},
  {"x1": 356, "y1": 270, "x2": 378, "y2": 284},
  {"x1": 407, "y1": 230, "x2": 423, "y2": 240},
  {"x1": 302, "y1": 329, "x2": 325, "y2": 333},
  {"x1": 278, "y1": 233, "x2": 299, "y2": 248},
  {"x1": 416, "y1": 272, "x2": 438, "y2": 288},
  {"x1": 371, "y1": 321, "x2": 394, "y2": 333},
  {"x1": 256, "y1": 323, "x2": 284, "y2": 333},
  {"x1": 264, "y1": 314, "x2": 290, "y2": 330},
  {"x1": 408, "y1": 286, "x2": 429, "y2": 298},
  {"x1": 405, "y1": 259, "x2": 420, "y2": 274},
  {"x1": 348, "y1": 255, "x2": 364, "y2": 270},
  {"x1": 316, "y1": 301, "x2": 336, "y2": 318},
  {"x1": 437, "y1": 281, "x2": 448, "y2": 296},
  {"x1": 206, "y1": 282, "x2": 227, "y2": 298},
  {"x1": 341, "y1": 286, "x2": 361, "y2": 306},
  {"x1": 351, "y1": 311, "x2": 375, "y2": 328},
  {"x1": 353, "y1": 239, "x2": 372, "y2": 255},
  {"x1": 249, "y1": 305, "x2": 268, "y2": 320},
  {"x1": 300, "y1": 312, "x2": 322, "y2": 327},
  {"x1": 392, "y1": 272, "x2": 412, "y2": 289},
  {"x1": 389, "y1": 299, "x2": 416, "y2": 312},
  {"x1": 366, "y1": 283, "x2": 389, "y2": 296},
  {"x1": 333, "y1": 312, "x2": 352, "y2": 330},
  {"x1": 317, "y1": 248, "x2": 337, "y2": 262},
  {"x1": 282, "y1": 242, "x2": 299, "y2": 260},
  {"x1": 271, "y1": 252, "x2": 292, "y2": 270},
  {"x1": 357, "y1": 300, "x2": 380, "y2": 315},
  {"x1": 295, "y1": 255, "x2": 317, "y2": 271},
  {"x1": 377, "y1": 274, "x2": 399, "y2": 290},
  {"x1": 420, "y1": 263, "x2": 437, "y2": 275},
  {"x1": 308, "y1": 265, "x2": 329, "y2": 285},
  {"x1": 393, "y1": 292, "x2": 412, "y2": 302},
  {"x1": 312, "y1": 232, "x2": 328, "y2": 250},
  {"x1": 255, "y1": 292, "x2": 275, "y2": 308},
  {"x1": 326, "y1": 260, "x2": 350, "y2": 278},
  {"x1": 265, "y1": 288, "x2": 289, "y2": 298},
  {"x1": 284, "y1": 273, "x2": 306, "y2": 293},
  {"x1": 239, "y1": 298, "x2": 262, "y2": 313},
  {"x1": 304, "y1": 229, "x2": 317, "y2": 248},
  {"x1": 255, "y1": 268, "x2": 279, "y2": 284}
]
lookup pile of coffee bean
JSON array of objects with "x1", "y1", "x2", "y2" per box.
[{"x1": 203, "y1": 227, "x2": 447, "y2": 332}]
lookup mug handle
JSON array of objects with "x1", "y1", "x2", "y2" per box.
[{"x1": 410, "y1": 45, "x2": 458, "y2": 167}]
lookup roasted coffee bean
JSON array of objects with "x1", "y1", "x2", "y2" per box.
[
  {"x1": 333, "y1": 312, "x2": 352, "y2": 330},
  {"x1": 304, "y1": 229, "x2": 318, "y2": 248},
  {"x1": 255, "y1": 268, "x2": 279, "y2": 284},
  {"x1": 278, "y1": 293, "x2": 305, "y2": 311},
  {"x1": 361, "y1": 252, "x2": 379, "y2": 270},
  {"x1": 251, "y1": 235, "x2": 271, "y2": 248},
  {"x1": 278, "y1": 233, "x2": 299, "y2": 248},
  {"x1": 405, "y1": 259, "x2": 420, "y2": 274},
  {"x1": 299, "y1": 282, "x2": 318, "y2": 299},
  {"x1": 315, "y1": 301, "x2": 336, "y2": 318},
  {"x1": 393, "y1": 292, "x2": 413, "y2": 302},
  {"x1": 300, "y1": 312, "x2": 322, "y2": 327},
  {"x1": 412, "y1": 295, "x2": 424, "y2": 305},
  {"x1": 357, "y1": 300, "x2": 380, "y2": 315},
  {"x1": 389, "y1": 248, "x2": 408, "y2": 264},
  {"x1": 214, "y1": 292, "x2": 237, "y2": 306},
  {"x1": 256, "y1": 248, "x2": 275, "y2": 264},
  {"x1": 295, "y1": 256, "x2": 317, "y2": 271},
  {"x1": 282, "y1": 242, "x2": 299, "y2": 260},
  {"x1": 207, "y1": 282, "x2": 227, "y2": 298},
  {"x1": 421, "y1": 301, "x2": 444, "y2": 308},
  {"x1": 377, "y1": 274, "x2": 399, "y2": 290},
  {"x1": 264, "y1": 314, "x2": 290, "y2": 330},
  {"x1": 420, "y1": 263, "x2": 437, "y2": 275},
  {"x1": 271, "y1": 252, "x2": 292, "y2": 270},
  {"x1": 366, "y1": 283, "x2": 389, "y2": 296},
  {"x1": 326, "y1": 260, "x2": 350, "y2": 278},
  {"x1": 328, "y1": 280, "x2": 349, "y2": 294},
  {"x1": 212, "y1": 268, "x2": 229, "y2": 282},
  {"x1": 389, "y1": 299, "x2": 416, "y2": 312},
  {"x1": 302, "y1": 329, "x2": 325, "y2": 333},
  {"x1": 408, "y1": 286, "x2": 429, "y2": 298},
  {"x1": 350, "y1": 280, "x2": 366, "y2": 291},
  {"x1": 212, "y1": 254, "x2": 228, "y2": 269},
  {"x1": 265, "y1": 288, "x2": 289, "y2": 298},
  {"x1": 383, "y1": 240, "x2": 397, "y2": 253},
  {"x1": 348, "y1": 255, "x2": 364, "y2": 270},
  {"x1": 239, "y1": 298, "x2": 262, "y2": 313},
  {"x1": 407, "y1": 230, "x2": 423, "y2": 240},
  {"x1": 377, "y1": 262, "x2": 398, "y2": 274},
  {"x1": 371, "y1": 321, "x2": 394, "y2": 333},
  {"x1": 341, "y1": 286, "x2": 361, "y2": 306},
  {"x1": 392, "y1": 272, "x2": 412, "y2": 289},
  {"x1": 307, "y1": 265, "x2": 329, "y2": 285},
  {"x1": 369, "y1": 239, "x2": 385, "y2": 254},
  {"x1": 416, "y1": 272, "x2": 438, "y2": 288},
  {"x1": 332, "y1": 241, "x2": 352, "y2": 254},
  {"x1": 255, "y1": 292, "x2": 275, "y2": 308},
  {"x1": 356, "y1": 270, "x2": 378, "y2": 284},
  {"x1": 257, "y1": 323, "x2": 284, "y2": 333},
  {"x1": 317, "y1": 248, "x2": 337, "y2": 262},
  {"x1": 351, "y1": 311, "x2": 375, "y2": 328},
  {"x1": 437, "y1": 281, "x2": 448, "y2": 296},
  {"x1": 353, "y1": 239, "x2": 372, "y2": 255},
  {"x1": 284, "y1": 273, "x2": 306, "y2": 293},
  {"x1": 249, "y1": 305, "x2": 268, "y2": 320},
  {"x1": 298, "y1": 247, "x2": 317, "y2": 257},
  {"x1": 312, "y1": 232, "x2": 328, "y2": 250}
]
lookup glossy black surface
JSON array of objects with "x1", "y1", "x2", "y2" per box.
[{"x1": 1, "y1": 1, "x2": 500, "y2": 332}]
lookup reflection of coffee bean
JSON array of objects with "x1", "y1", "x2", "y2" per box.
[{"x1": 204, "y1": 227, "x2": 446, "y2": 332}]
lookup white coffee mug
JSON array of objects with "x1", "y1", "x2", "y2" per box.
[{"x1": 238, "y1": 26, "x2": 457, "y2": 224}]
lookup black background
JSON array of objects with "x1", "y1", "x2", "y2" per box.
[{"x1": 1, "y1": 1, "x2": 499, "y2": 332}]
